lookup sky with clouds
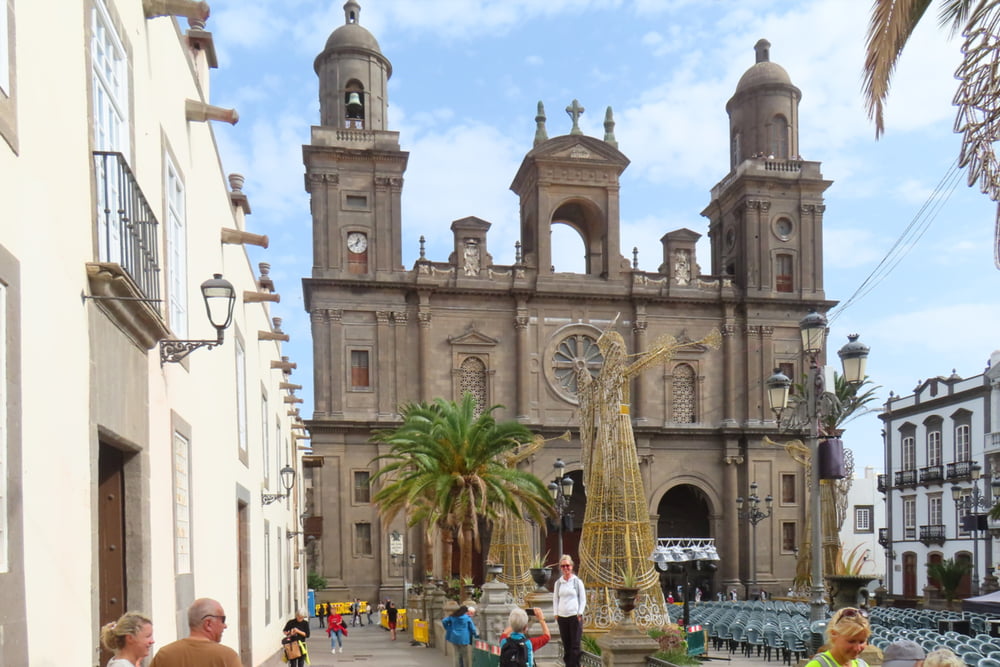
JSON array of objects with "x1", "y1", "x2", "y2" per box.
[{"x1": 205, "y1": 0, "x2": 999, "y2": 476}]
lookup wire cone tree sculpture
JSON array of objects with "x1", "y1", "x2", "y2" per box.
[{"x1": 575, "y1": 321, "x2": 720, "y2": 629}]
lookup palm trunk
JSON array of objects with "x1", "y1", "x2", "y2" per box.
[
  {"x1": 460, "y1": 520, "x2": 474, "y2": 581},
  {"x1": 441, "y1": 525, "x2": 455, "y2": 580}
]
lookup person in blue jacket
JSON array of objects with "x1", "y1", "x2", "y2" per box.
[{"x1": 442, "y1": 604, "x2": 479, "y2": 667}]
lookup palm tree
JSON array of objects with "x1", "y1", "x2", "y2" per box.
[
  {"x1": 864, "y1": 1, "x2": 1000, "y2": 268},
  {"x1": 370, "y1": 393, "x2": 554, "y2": 581},
  {"x1": 927, "y1": 557, "x2": 972, "y2": 606}
]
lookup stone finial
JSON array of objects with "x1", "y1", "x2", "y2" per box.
[
  {"x1": 566, "y1": 99, "x2": 585, "y2": 135},
  {"x1": 534, "y1": 101, "x2": 548, "y2": 147},
  {"x1": 632, "y1": 247, "x2": 638, "y2": 269},
  {"x1": 755, "y1": 38, "x2": 771, "y2": 63},
  {"x1": 515, "y1": 240, "x2": 522, "y2": 264},
  {"x1": 419, "y1": 235, "x2": 426, "y2": 259},
  {"x1": 604, "y1": 106, "x2": 617, "y2": 148},
  {"x1": 344, "y1": 0, "x2": 361, "y2": 24},
  {"x1": 272, "y1": 317, "x2": 284, "y2": 333},
  {"x1": 228, "y1": 173, "x2": 245, "y2": 192}
]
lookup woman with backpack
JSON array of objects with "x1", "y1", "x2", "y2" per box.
[
  {"x1": 499, "y1": 608, "x2": 537, "y2": 667},
  {"x1": 442, "y1": 605, "x2": 479, "y2": 667}
]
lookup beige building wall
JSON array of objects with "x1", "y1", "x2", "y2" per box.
[{"x1": 0, "y1": 2, "x2": 306, "y2": 665}]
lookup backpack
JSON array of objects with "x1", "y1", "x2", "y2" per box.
[{"x1": 499, "y1": 635, "x2": 530, "y2": 667}]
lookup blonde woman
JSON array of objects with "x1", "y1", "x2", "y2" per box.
[
  {"x1": 924, "y1": 648, "x2": 962, "y2": 667},
  {"x1": 553, "y1": 554, "x2": 586, "y2": 667},
  {"x1": 804, "y1": 608, "x2": 871, "y2": 667},
  {"x1": 100, "y1": 612, "x2": 154, "y2": 667}
]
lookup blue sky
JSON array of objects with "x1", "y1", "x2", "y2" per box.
[{"x1": 206, "y1": 0, "x2": 999, "y2": 475}]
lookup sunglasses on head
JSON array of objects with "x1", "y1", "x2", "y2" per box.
[{"x1": 840, "y1": 608, "x2": 868, "y2": 619}]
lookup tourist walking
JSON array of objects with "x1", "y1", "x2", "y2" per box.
[
  {"x1": 553, "y1": 554, "x2": 586, "y2": 667},
  {"x1": 326, "y1": 611, "x2": 348, "y2": 654},
  {"x1": 149, "y1": 598, "x2": 240, "y2": 667},
  {"x1": 101, "y1": 611, "x2": 155, "y2": 667},
  {"x1": 281, "y1": 609, "x2": 310, "y2": 667},
  {"x1": 442, "y1": 605, "x2": 479, "y2": 667},
  {"x1": 386, "y1": 600, "x2": 399, "y2": 640}
]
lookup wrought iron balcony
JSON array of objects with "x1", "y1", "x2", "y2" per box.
[
  {"x1": 947, "y1": 460, "x2": 975, "y2": 481},
  {"x1": 989, "y1": 432, "x2": 1000, "y2": 452},
  {"x1": 93, "y1": 151, "x2": 161, "y2": 307},
  {"x1": 919, "y1": 524, "x2": 947, "y2": 546},
  {"x1": 895, "y1": 469, "x2": 918, "y2": 488},
  {"x1": 920, "y1": 464, "x2": 945, "y2": 485},
  {"x1": 878, "y1": 528, "x2": 888, "y2": 547},
  {"x1": 877, "y1": 474, "x2": 887, "y2": 493}
]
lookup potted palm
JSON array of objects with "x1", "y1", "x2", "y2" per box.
[
  {"x1": 825, "y1": 543, "x2": 878, "y2": 611},
  {"x1": 614, "y1": 563, "x2": 641, "y2": 615},
  {"x1": 927, "y1": 558, "x2": 971, "y2": 610}
]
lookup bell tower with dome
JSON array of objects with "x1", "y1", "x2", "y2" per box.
[
  {"x1": 304, "y1": 0, "x2": 407, "y2": 280},
  {"x1": 702, "y1": 39, "x2": 831, "y2": 301}
]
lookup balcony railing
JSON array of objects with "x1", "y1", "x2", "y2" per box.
[
  {"x1": 989, "y1": 432, "x2": 1000, "y2": 451},
  {"x1": 877, "y1": 474, "x2": 887, "y2": 493},
  {"x1": 878, "y1": 528, "x2": 888, "y2": 547},
  {"x1": 93, "y1": 151, "x2": 161, "y2": 307},
  {"x1": 920, "y1": 465, "x2": 945, "y2": 485},
  {"x1": 895, "y1": 469, "x2": 918, "y2": 488},
  {"x1": 947, "y1": 460, "x2": 975, "y2": 481},
  {"x1": 919, "y1": 524, "x2": 947, "y2": 546}
]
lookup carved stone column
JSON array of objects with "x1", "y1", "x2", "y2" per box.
[
  {"x1": 722, "y1": 453, "x2": 744, "y2": 591},
  {"x1": 311, "y1": 309, "x2": 331, "y2": 417},
  {"x1": 418, "y1": 292, "x2": 432, "y2": 402},
  {"x1": 328, "y1": 309, "x2": 344, "y2": 418},
  {"x1": 721, "y1": 322, "x2": 738, "y2": 427},
  {"x1": 514, "y1": 302, "x2": 530, "y2": 420},
  {"x1": 632, "y1": 305, "x2": 648, "y2": 423},
  {"x1": 376, "y1": 311, "x2": 393, "y2": 417}
]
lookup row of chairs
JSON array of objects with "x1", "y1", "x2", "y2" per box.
[{"x1": 691, "y1": 601, "x2": 816, "y2": 664}]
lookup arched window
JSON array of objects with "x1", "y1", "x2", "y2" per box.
[
  {"x1": 459, "y1": 357, "x2": 487, "y2": 416},
  {"x1": 672, "y1": 363, "x2": 696, "y2": 423},
  {"x1": 770, "y1": 115, "x2": 789, "y2": 158},
  {"x1": 344, "y1": 80, "x2": 365, "y2": 129}
]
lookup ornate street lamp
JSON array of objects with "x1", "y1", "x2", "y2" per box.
[
  {"x1": 766, "y1": 310, "x2": 870, "y2": 622},
  {"x1": 951, "y1": 463, "x2": 998, "y2": 595},
  {"x1": 548, "y1": 458, "x2": 575, "y2": 559},
  {"x1": 160, "y1": 273, "x2": 237, "y2": 364},
  {"x1": 261, "y1": 464, "x2": 296, "y2": 505},
  {"x1": 737, "y1": 482, "x2": 773, "y2": 600}
]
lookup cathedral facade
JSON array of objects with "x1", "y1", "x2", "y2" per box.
[{"x1": 302, "y1": 2, "x2": 835, "y2": 604}]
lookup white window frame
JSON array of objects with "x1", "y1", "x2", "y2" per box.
[
  {"x1": 91, "y1": 0, "x2": 128, "y2": 153},
  {"x1": 902, "y1": 436, "x2": 916, "y2": 470},
  {"x1": 903, "y1": 497, "x2": 917, "y2": 540},
  {"x1": 958, "y1": 492, "x2": 973, "y2": 536},
  {"x1": 264, "y1": 521, "x2": 271, "y2": 621},
  {"x1": 261, "y1": 393, "x2": 269, "y2": 484},
  {"x1": 165, "y1": 155, "x2": 187, "y2": 336},
  {"x1": 929, "y1": 495, "x2": 942, "y2": 526},
  {"x1": 0, "y1": 281, "x2": 7, "y2": 573},
  {"x1": 928, "y1": 430, "x2": 942, "y2": 467},
  {"x1": 173, "y1": 431, "x2": 191, "y2": 575},
  {"x1": 956, "y1": 424, "x2": 971, "y2": 462},
  {"x1": 854, "y1": 506, "x2": 872, "y2": 532},
  {"x1": 0, "y1": 0, "x2": 10, "y2": 96},
  {"x1": 236, "y1": 338, "x2": 247, "y2": 454}
]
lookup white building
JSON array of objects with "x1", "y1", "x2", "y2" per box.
[
  {"x1": 0, "y1": 1, "x2": 308, "y2": 664},
  {"x1": 839, "y1": 466, "x2": 886, "y2": 596},
  {"x1": 879, "y1": 353, "x2": 1000, "y2": 600}
]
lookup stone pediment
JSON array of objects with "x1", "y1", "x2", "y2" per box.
[
  {"x1": 447, "y1": 324, "x2": 499, "y2": 347},
  {"x1": 527, "y1": 134, "x2": 629, "y2": 165},
  {"x1": 661, "y1": 228, "x2": 702, "y2": 244}
]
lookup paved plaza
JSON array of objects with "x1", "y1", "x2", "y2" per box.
[{"x1": 296, "y1": 616, "x2": 783, "y2": 667}]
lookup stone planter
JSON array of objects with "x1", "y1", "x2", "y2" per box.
[
  {"x1": 614, "y1": 587, "x2": 641, "y2": 616},
  {"x1": 826, "y1": 574, "x2": 878, "y2": 611},
  {"x1": 529, "y1": 567, "x2": 550, "y2": 592}
]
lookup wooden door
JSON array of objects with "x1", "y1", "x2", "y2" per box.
[
  {"x1": 98, "y1": 444, "x2": 126, "y2": 667},
  {"x1": 903, "y1": 552, "x2": 917, "y2": 598}
]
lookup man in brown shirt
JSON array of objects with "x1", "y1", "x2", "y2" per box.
[{"x1": 150, "y1": 598, "x2": 241, "y2": 667}]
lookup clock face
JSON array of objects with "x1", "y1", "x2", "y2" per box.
[{"x1": 347, "y1": 232, "x2": 368, "y2": 253}]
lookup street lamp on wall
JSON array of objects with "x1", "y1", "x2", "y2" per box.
[
  {"x1": 261, "y1": 464, "x2": 296, "y2": 505},
  {"x1": 765, "y1": 310, "x2": 870, "y2": 623},
  {"x1": 736, "y1": 482, "x2": 773, "y2": 600},
  {"x1": 160, "y1": 274, "x2": 237, "y2": 364}
]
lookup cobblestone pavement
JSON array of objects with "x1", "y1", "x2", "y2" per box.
[{"x1": 298, "y1": 618, "x2": 794, "y2": 667}]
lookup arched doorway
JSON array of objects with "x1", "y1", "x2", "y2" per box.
[{"x1": 655, "y1": 485, "x2": 715, "y2": 600}]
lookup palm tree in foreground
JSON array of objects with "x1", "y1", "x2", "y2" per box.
[
  {"x1": 864, "y1": 0, "x2": 1000, "y2": 268},
  {"x1": 371, "y1": 393, "x2": 554, "y2": 581}
]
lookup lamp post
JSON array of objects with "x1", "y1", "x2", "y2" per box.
[
  {"x1": 736, "y1": 482, "x2": 773, "y2": 600},
  {"x1": 392, "y1": 552, "x2": 417, "y2": 607},
  {"x1": 548, "y1": 458, "x2": 575, "y2": 559},
  {"x1": 766, "y1": 310, "x2": 870, "y2": 623},
  {"x1": 951, "y1": 464, "x2": 1000, "y2": 596}
]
